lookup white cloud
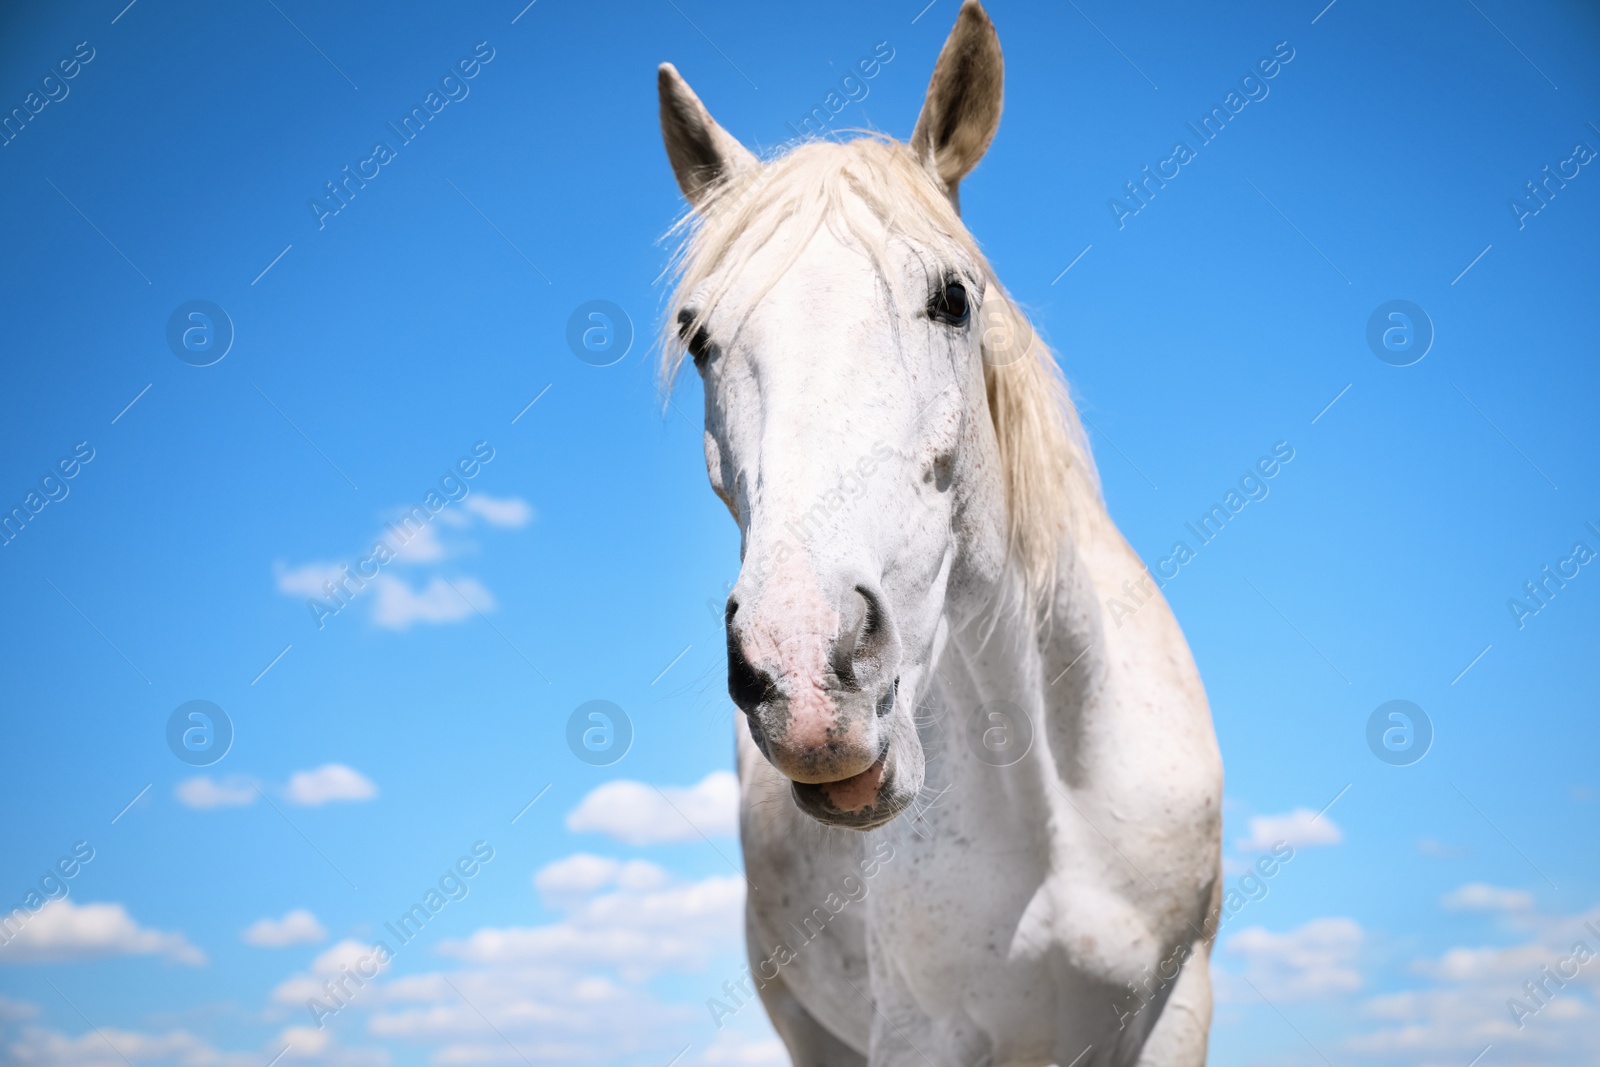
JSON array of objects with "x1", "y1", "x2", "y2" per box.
[
  {"x1": 364, "y1": 862, "x2": 754, "y2": 1063},
  {"x1": 463, "y1": 494, "x2": 533, "y2": 528},
  {"x1": 274, "y1": 1027, "x2": 331, "y2": 1061},
  {"x1": 1347, "y1": 905, "x2": 1600, "y2": 1063},
  {"x1": 2, "y1": 1025, "x2": 261, "y2": 1067},
  {"x1": 243, "y1": 909, "x2": 328, "y2": 948},
  {"x1": 1418, "y1": 837, "x2": 1466, "y2": 858},
  {"x1": 1349, "y1": 987, "x2": 1532, "y2": 1059},
  {"x1": 534, "y1": 855, "x2": 668, "y2": 907},
  {"x1": 271, "y1": 1025, "x2": 389, "y2": 1065},
  {"x1": 275, "y1": 561, "x2": 345, "y2": 599},
  {"x1": 285, "y1": 764, "x2": 377, "y2": 806},
  {"x1": 365, "y1": 967, "x2": 695, "y2": 1063},
  {"x1": 0, "y1": 994, "x2": 38, "y2": 1020},
  {"x1": 389, "y1": 522, "x2": 446, "y2": 564},
  {"x1": 1220, "y1": 917, "x2": 1364, "y2": 1001},
  {"x1": 177, "y1": 769, "x2": 374, "y2": 810},
  {"x1": 4, "y1": 1017, "x2": 384, "y2": 1067},
  {"x1": 1442, "y1": 882, "x2": 1534, "y2": 912},
  {"x1": 369, "y1": 575, "x2": 491, "y2": 630},
  {"x1": 439, "y1": 870, "x2": 743, "y2": 980},
  {"x1": 250, "y1": 853, "x2": 775, "y2": 1067},
  {"x1": 700, "y1": 1029, "x2": 788, "y2": 1065},
  {"x1": 566, "y1": 771, "x2": 739, "y2": 845},
  {"x1": 270, "y1": 938, "x2": 394, "y2": 1009},
  {"x1": 1414, "y1": 942, "x2": 1551, "y2": 982},
  {"x1": 1234, "y1": 807, "x2": 1342, "y2": 852},
  {"x1": 175, "y1": 775, "x2": 258, "y2": 809},
  {"x1": 0, "y1": 900, "x2": 204, "y2": 966},
  {"x1": 273, "y1": 489, "x2": 532, "y2": 637}
]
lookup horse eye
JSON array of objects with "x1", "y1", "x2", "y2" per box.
[
  {"x1": 930, "y1": 280, "x2": 970, "y2": 327},
  {"x1": 678, "y1": 309, "x2": 712, "y2": 365}
]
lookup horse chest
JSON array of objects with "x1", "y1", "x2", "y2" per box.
[
  {"x1": 866, "y1": 803, "x2": 1058, "y2": 993},
  {"x1": 862, "y1": 786, "x2": 1199, "y2": 1044}
]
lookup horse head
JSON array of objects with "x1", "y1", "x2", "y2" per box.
[{"x1": 658, "y1": 1, "x2": 1084, "y2": 830}]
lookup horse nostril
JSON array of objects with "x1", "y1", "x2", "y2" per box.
[
  {"x1": 726, "y1": 611, "x2": 774, "y2": 714},
  {"x1": 877, "y1": 677, "x2": 898, "y2": 718},
  {"x1": 831, "y1": 585, "x2": 896, "y2": 693}
]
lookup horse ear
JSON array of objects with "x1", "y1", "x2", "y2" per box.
[
  {"x1": 910, "y1": 0, "x2": 1003, "y2": 211},
  {"x1": 658, "y1": 63, "x2": 758, "y2": 209}
]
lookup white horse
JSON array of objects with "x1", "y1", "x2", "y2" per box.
[{"x1": 657, "y1": 4, "x2": 1222, "y2": 1064}]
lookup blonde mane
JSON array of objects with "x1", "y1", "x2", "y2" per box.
[{"x1": 659, "y1": 135, "x2": 1102, "y2": 603}]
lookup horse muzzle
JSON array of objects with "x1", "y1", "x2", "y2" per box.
[
  {"x1": 726, "y1": 576, "x2": 924, "y2": 828},
  {"x1": 787, "y1": 721, "x2": 917, "y2": 830}
]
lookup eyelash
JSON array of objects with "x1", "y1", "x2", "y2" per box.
[
  {"x1": 929, "y1": 278, "x2": 970, "y2": 327},
  {"x1": 678, "y1": 309, "x2": 712, "y2": 365}
]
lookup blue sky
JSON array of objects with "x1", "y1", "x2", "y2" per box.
[{"x1": 0, "y1": 0, "x2": 1596, "y2": 1065}]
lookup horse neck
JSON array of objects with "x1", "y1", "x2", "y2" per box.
[{"x1": 932, "y1": 518, "x2": 1108, "y2": 809}]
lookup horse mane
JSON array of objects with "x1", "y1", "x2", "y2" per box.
[{"x1": 658, "y1": 135, "x2": 1102, "y2": 605}]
